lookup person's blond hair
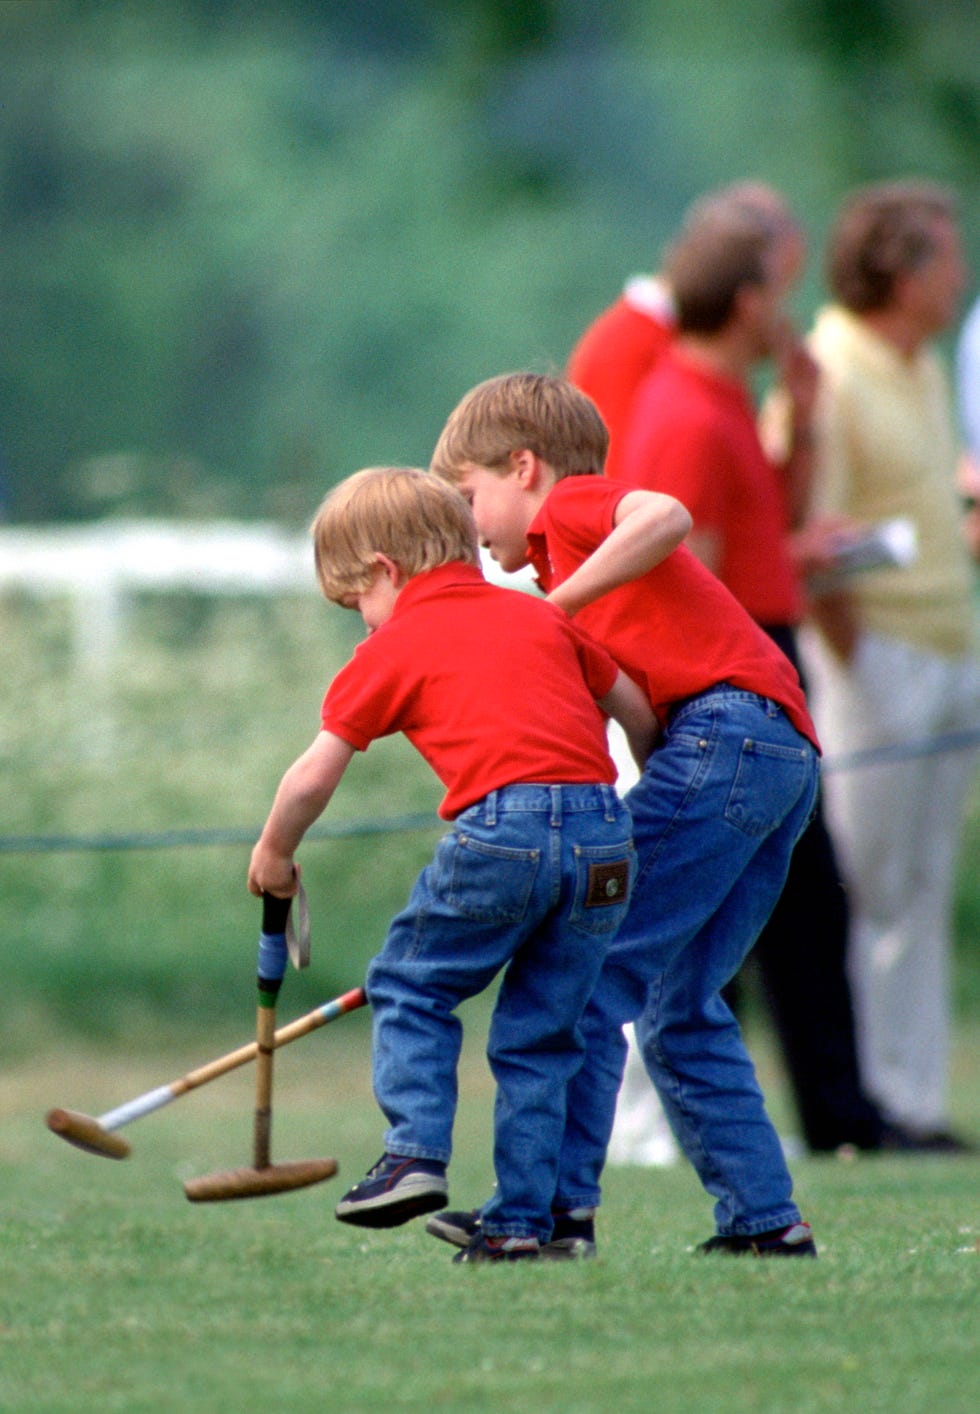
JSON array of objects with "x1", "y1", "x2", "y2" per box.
[
  {"x1": 430, "y1": 372, "x2": 608, "y2": 484},
  {"x1": 310, "y1": 466, "x2": 479, "y2": 603}
]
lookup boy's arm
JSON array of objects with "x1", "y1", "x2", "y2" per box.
[
  {"x1": 248, "y1": 730, "x2": 356, "y2": 897},
  {"x1": 546, "y1": 490, "x2": 692, "y2": 618},
  {"x1": 597, "y1": 669, "x2": 661, "y2": 770}
]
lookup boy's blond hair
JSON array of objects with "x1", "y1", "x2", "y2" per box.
[
  {"x1": 430, "y1": 373, "x2": 608, "y2": 484},
  {"x1": 311, "y1": 466, "x2": 479, "y2": 603}
]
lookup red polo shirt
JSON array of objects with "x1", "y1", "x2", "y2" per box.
[
  {"x1": 623, "y1": 349, "x2": 803, "y2": 626},
  {"x1": 321, "y1": 562, "x2": 620, "y2": 819},
  {"x1": 526, "y1": 477, "x2": 818, "y2": 747},
  {"x1": 567, "y1": 287, "x2": 674, "y2": 481}
]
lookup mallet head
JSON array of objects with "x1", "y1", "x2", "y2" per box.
[
  {"x1": 45, "y1": 1108, "x2": 132, "y2": 1160},
  {"x1": 183, "y1": 1157, "x2": 338, "y2": 1202}
]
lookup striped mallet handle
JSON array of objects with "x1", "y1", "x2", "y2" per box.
[{"x1": 46, "y1": 986, "x2": 367, "y2": 1158}]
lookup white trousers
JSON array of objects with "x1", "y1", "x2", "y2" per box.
[
  {"x1": 800, "y1": 628, "x2": 980, "y2": 1132},
  {"x1": 605, "y1": 724, "x2": 678, "y2": 1165}
]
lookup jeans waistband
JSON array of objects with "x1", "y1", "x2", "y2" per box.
[
  {"x1": 461, "y1": 783, "x2": 622, "y2": 825},
  {"x1": 667, "y1": 681, "x2": 780, "y2": 728}
]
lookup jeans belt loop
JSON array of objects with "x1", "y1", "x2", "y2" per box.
[
  {"x1": 601, "y1": 782, "x2": 616, "y2": 822},
  {"x1": 550, "y1": 785, "x2": 562, "y2": 827}
]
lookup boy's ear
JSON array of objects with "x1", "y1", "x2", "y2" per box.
[
  {"x1": 508, "y1": 448, "x2": 540, "y2": 487},
  {"x1": 374, "y1": 552, "x2": 403, "y2": 587}
]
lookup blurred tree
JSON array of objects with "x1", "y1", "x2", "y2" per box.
[{"x1": 0, "y1": 0, "x2": 976, "y2": 523}]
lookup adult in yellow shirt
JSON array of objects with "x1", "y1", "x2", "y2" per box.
[{"x1": 802, "y1": 180, "x2": 979, "y2": 1151}]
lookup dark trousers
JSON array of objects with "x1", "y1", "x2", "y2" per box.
[{"x1": 728, "y1": 624, "x2": 884, "y2": 1150}]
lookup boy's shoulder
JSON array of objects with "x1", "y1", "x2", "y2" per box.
[
  {"x1": 542, "y1": 473, "x2": 622, "y2": 510},
  {"x1": 537, "y1": 474, "x2": 624, "y2": 539},
  {"x1": 527, "y1": 477, "x2": 625, "y2": 588}
]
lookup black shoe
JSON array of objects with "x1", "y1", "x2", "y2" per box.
[
  {"x1": 426, "y1": 1207, "x2": 481, "y2": 1248},
  {"x1": 878, "y1": 1123, "x2": 976, "y2": 1155},
  {"x1": 453, "y1": 1231, "x2": 539, "y2": 1263},
  {"x1": 427, "y1": 1206, "x2": 597, "y2": 1258},
  {"x1": 335, "y1": 1154, "x2": 448, "y2": 1228},
  {"x1": 697, "y1": 1221, "x2": 817, "y2": 1258},
  {"x1": 541, "y1": 1209, "x2": 597, "y2": 1260}
]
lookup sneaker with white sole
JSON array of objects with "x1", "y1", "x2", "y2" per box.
[
  {"x1": 426, "y1": 1206, "x2": 597, "y2": 1259},
  {"x1": 335, "y1": 1153, "x2": 448, "y2": 1228},
  {"x1": 696, "y1": 1220, "x2": 817, "y2": 1257},
  {"x1": 426, "y1": 1207, "x2": 481, "y2": 1248},
  {"x1": 453, "y1": 1231, "x2": 539, "y2": 1263}
]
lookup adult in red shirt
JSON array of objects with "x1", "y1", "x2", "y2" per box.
[
  {"x1": 566, "y1": 182, "x2": 809, "y2": 484},
  {"x1": 622, "y1": 197, "x2": 895, "y2": 1153},
  {"x1": 566, "y1": 274, "x2": 674, "y2": 481}
]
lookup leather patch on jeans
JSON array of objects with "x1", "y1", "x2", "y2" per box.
[{"x1": 584, "y1": 860, "x2": 630, "y2": 907}]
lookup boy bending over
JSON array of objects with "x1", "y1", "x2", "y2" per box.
[
  {"x1": 429, "y1": 375, "x2": 822, "y2": 1258},
  {"x1": 248, "y1": 467, "x2": 660, "y2": 1262}
]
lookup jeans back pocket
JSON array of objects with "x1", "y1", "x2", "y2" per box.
[
  {"x1": 440, "y1": 831, "x2": 540, "y2": 924},
  {"x1": 569, "y1": 842, "x2": 636, "y2": 937},
  {"x1": 724, "y1": 738, "x2": 812, "y2": 838}
]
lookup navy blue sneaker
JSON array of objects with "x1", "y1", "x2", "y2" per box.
[
  {"x1": 453, "y1": 1231, "x2": 539, "y2": 1263},
  {"x1": 542, "y1": 1209, "x2": 596, "y2": 1260},
  {"x1": 335, "y1": 1154, "x2": 448, "y2": 1228},
  {"x1": 427, "y1": 1206, "x2": 597, "y2": 1259},
  {"x1": 426, "y1": 1208, "x2": 481, "y2": 1247},
  {"x1": 696, "y1": 1221, "x2": 817, "y2": 1257}
]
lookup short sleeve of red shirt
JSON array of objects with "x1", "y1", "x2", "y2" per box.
[{"x1": 321, "y1": 642, "x2": 406, "y2": 752}]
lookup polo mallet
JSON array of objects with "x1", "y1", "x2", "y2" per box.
[
  {"x1": 46, "y1": 896, "x2": 366, "y2": 1163},
  {"x1": 182, "y1": 891, "x2": 341, "y2": 1201}
]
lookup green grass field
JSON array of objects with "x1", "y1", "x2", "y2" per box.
[
  {"x1": 3, "y1": 1020, "x2": 978, "y2": 1413},
  {"x1": 2, "y1": 591, "x2": 978, "y2": 1412}
]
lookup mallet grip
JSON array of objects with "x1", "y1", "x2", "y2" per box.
[{"x1": 262, "y1": 891, "x2": 292, "y2": 936}]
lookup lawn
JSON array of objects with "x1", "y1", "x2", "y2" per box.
[
  {"x1": 1, "y1": 590, "x2": 977, "y2": 1412},
  {"x1": 2, "y1": 1014, "x2": 978, "y2": 1413}
]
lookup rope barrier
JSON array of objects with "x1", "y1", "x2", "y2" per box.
[
  {"x1": 821, "y1": 726, "x2": 980, "y2": 774},
  {"x1": 1, "y1": 729, "x2": 977, "y2": 857},
  {"x1": 0, "y1": 813, "x2": 437, "y2": 856}
]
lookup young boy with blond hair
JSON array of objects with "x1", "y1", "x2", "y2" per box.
[
  {"x1": 248, "y1": 466, "x2": 661, "y2": 1261},
  {"x1": 429, "y1": 375, "x2": 822, "y2": 1258}
]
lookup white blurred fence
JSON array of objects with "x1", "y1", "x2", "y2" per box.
[{"x1": 0, "y1": 519, "x2": 316, "y2": 671}]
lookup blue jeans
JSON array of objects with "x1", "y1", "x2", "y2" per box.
[
  {"x1": 366, "y1": 783, "x2": 635, "y2": 1242},
  {"x1": 555, "y1": 688, "x2": 820, "y2": 1236}
]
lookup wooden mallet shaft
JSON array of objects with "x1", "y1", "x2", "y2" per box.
[
  {"x1": 45, "y1": 987, "x2": 366, "y2": 1159},
  {"x1": 181, "y1": 893, "x2": 340, "y2": 1202}
]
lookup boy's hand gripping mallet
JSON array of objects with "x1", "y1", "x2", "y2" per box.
[{"x1": 182, "y1": 891, "x2": 340, "y2": 1201}]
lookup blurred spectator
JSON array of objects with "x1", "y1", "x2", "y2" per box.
[
  {"x1": 617, "y1": 190, "x2": 894, "y2": 1154},
  {"x1": 566, "y1": 273, "x2": 675, "y2": 480},
  {"x1": 955, "y1": 293, "x2": 980, "y2": 562},
  {"x1": 800, "y1": 180, "x2": 979, "y2": 1150},
  {"x1": 567, "y1": 181, "x2": 811, "y2": 484}
]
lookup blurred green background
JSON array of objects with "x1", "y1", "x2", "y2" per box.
[
  {"x1": 1, "y1": 0, "x2": 978, "y2": 1073},
  {"x1": 1, "y1": 0, "x2": 979, "y2": 523}
]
